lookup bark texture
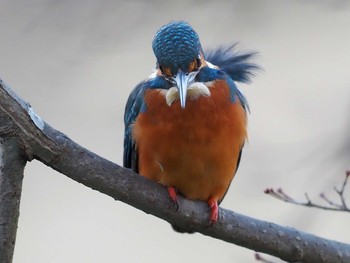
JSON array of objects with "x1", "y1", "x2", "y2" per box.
[{"x1": 0, "y1": 137, "x2": 26, "y2": 263}]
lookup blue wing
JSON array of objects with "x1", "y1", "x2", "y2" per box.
[
  {"x1": 123, "y1": 80, "x2": 149, "y2": 171},
  {"x1": 123, "y1": 75, "x2": 169, "y2": 171}
]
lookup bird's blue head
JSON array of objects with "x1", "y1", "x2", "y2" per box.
[{"x1": 152, "y1": 21, "x2": 203, "y2": 108}]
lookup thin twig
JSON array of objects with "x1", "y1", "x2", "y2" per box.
[
  {"x1": 335, "y1": 170, "x2": 350, "y2": 209},
  {"x1": 320, "y1": 192, "x2": 342, "y2": 209},
  {"x1": 265, "y1": 171, "x2": 350, "y2": 213}
]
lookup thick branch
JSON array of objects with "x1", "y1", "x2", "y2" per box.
[
  {"x1": 0, "y1": 137, "x2": 26, "y2": 263},
  {"x1": 1, "y1": 79, "x2": 350, "y2": 263}
]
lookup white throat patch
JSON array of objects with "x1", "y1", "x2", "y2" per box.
[{"x1": 161, "y1": 82, "x2": 213, "y2": 107}]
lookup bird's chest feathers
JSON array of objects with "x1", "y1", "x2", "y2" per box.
[
  {"x1": 132, "y1": 79, "x2": 247, "y2": 200},
  {"x1": 134, "y1": 80, "x2": 241, "y2": 142}
]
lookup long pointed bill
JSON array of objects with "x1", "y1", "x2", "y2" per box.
[{"x1": 174, "y1": 70, "x2": 198, "y2": 108}]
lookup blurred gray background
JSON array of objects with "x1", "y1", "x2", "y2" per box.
[{"x1": 1, "y1": 0, "x2": 350, "y2": 262}]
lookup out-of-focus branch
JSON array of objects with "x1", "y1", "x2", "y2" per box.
[
  {"x1": 1, "y1": 79, "x2": 350, "y2": 263},
  {"x1": 265, "y1": 171, "x2": 350, "y2": 212}
]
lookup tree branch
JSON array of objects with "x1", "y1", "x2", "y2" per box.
[
  {"x1": 1, "y1": 79, "x2": 350, "y2": 263},
  {"x1": 0, "y1": 137, "x2": 26, "y2": 262}
]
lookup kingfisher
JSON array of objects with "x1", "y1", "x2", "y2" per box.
[{"x1": 123, "y1": 21, "x2": 258, "y2": 230}]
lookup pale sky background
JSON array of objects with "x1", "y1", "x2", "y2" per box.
[{"x1": 1, "y1": 1, "x2": 350, "y2": 262}]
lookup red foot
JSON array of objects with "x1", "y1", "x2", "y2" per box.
[
  {"x1": 167, "y1": 186, "x2": 177, "y2": 202},
  {"x1": 208, "y1": 198, "x2": 219, "y2": 224},
  {"x1": 167, "y1": 186, "x2": 179, "y2": 210}
]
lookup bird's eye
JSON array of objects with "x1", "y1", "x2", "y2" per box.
[
  {"x1": 188, "y1": 58, "x2": 202, "y2": 72},
  {"x1": 196, "y1": 58, "x2": 202, "y2": 69},
  {"x1": 159, "y1": 65, "x2": 172, "y2": 77}
]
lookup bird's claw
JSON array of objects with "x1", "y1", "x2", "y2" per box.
[
  {"x1": 167, "y1": 186, "x2": 179, "y2": 211},
  {"x1": 208, "y1": 198, "x2": 219, "y2": 224}
]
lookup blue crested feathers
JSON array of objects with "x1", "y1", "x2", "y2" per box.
[{"x1": 205, "y1": 44, "x2": 260, "y2": 83}]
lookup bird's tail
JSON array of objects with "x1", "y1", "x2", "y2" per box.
[{"x1": 205, "y1": 44, "x2": 260, "y2": 83}]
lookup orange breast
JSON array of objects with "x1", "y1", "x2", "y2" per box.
[{"x1": 132, "y1": 80, "x2": 247, "y2": 202}]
